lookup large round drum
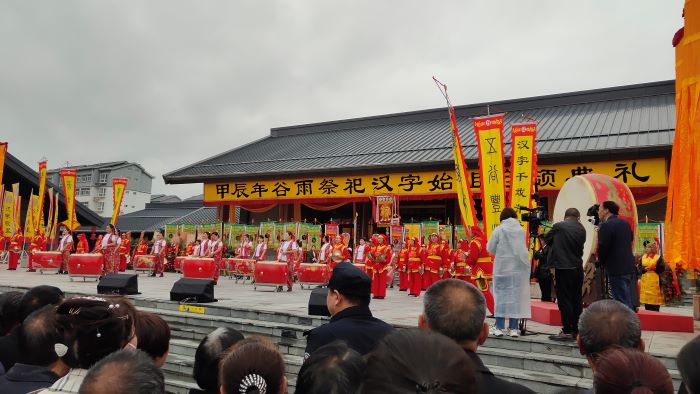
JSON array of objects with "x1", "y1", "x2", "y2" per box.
[{"x1": 553, "y1": 173, "x2": 638, "y2": 265}]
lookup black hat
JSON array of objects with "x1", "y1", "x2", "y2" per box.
[{"x1": 328, "y1": 262, "x2": 371, "y2": 297}]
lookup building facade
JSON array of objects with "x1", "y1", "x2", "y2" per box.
[{"x1": 48, "y1": 161, "x2": 154, "y2": 217}]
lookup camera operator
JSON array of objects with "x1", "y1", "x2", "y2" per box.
[
  {"x1": 544, "y1": 208, "x2": 586, "y2": 342},
  {"x1": 597, "y1": 200, "x2": 636, "y2": 310}
]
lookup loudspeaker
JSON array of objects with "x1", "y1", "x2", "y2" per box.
[
  {"x1": 170, "y1": 278, "x2": 217, "y2": 303},
  {"x1": 97, "y1": 273, "x2": 140, "y2": 295},
  {"x1": 308, "y1": 286, "x2": 330, "y2": 317}
]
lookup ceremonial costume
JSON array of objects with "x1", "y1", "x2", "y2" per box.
[
  {"x1": 423, "y1": 234, "x2": 444, "y2": 289},
  {"x1": 405, "y1": 237, "x2": 424, "y2": 296},
  {"x1": 27, "y1": 233, "x2": 46, "y2": 272},
  {"x1": 253, "y1": 241, "x2": 267, "y2": 261},
  {"x1": 277, "y1": 238, "x2": 298, "y2": 291},
  {"x1": 8, "y1": 229, "x2": 23, "y2": 271},
  {"x1": 639, "y1": 253, "x2": 664, "y2": 311},
  {"x1": 209, "y1": 239, "x2": 224, "y2": 284},
  {"x1": 466, "y1": 226, "x2": 495, "y2": 315},
  {"x1": 319, "y1": 241, "x2": 332, "y2": 265},
  {"x1": 100, "y1": 234, "x2": 119, "y2": 274},
  {"x1": 197, "y1": 238, "x2": 211, "y2": 257},
  {"x1": 370, "y1": 235, "x2": 392, "y2": 299},
  {"x1": 353, "y1": 242, "x2": 368, "y2": 264},
  {"x1": 441, "y1": 240, "x2": 454, "y2": 280},
  {"x1": 92, "y1": 235, "x2": 103, "y2": 253},
  {"x1": 452, "y1": 240, "x2": 472, "y2": 283},
  {"x1": 397, "y1": 243, "x2": 409, "y2": 291},
  {"x1": 76, "y1": 234, "x2": 89, "y2": 254},
  {"x1": 365, "y1": 237, "x2": 378, "y2": 283},
  {"x1": 132, "y1": 239, "x2": 148, "y2": 260},
  {"x1": 330, "y1": 241, "x2": 351, "y2": 270},
  {"x1": 118, "y1": 235, "x2": 131, "y2": 272},
  {"x1": 184, "y1": 242, "x2": 195, "y2": 256},
  {"x1": 237, "y1": 238, "x2": 252, "y2": 258},
  {"x1": 57, "y1": 233, "x2": 74, "y2": 274},
  {"x1": 151, "y1": 238, "x2": 167, "y2": 277}
]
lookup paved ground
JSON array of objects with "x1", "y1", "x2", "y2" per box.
[{"x1": 0, "y1": 267, "x2": 697, "y2": 357}]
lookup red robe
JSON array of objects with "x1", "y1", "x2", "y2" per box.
[
  {"x1": 27, "y1": 234, "x2": 46, "y2": 270},
  {"x1": 370, "y1": 240, "x2": 392, "y2": 298},
  {"x1": 397, "y1": 246, "x2": 409, "y2": 291},
  {"x1": 76, "y1": 235, "x2": 90, "y2": 254},
  {"x1": 118, "y1": 237, "x2": 131, "y2": 271},
  {"x1": 8, "y1": 232, "x2": 23, "y2": 270},
  {"x1": 330, "y1": 242, "x2": 351, "y2": 270},
  {"x1": 466, "y1": 227, "x2": 495, "y2": 315},
  {"x1": 423, "y1": 241, "x2": 443, "y2": 289},
  {"x1": 406, "y1": 238, "x2": 425, "y2": 296}
]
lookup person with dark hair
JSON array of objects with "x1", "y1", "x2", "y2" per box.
[
  {"x1": 78, "y1": 350, "x2": 165, "y2": 394},
  {"x1": 638, "y1": 240, "x2": 664, "y2": 311},
  {"x1": 597, "y1": 200, "x2": 636, "y2": 309},
  {"x1": 677, "y1": 335, "x2": 700, "y2": 394},
  {"x1": 277, "y1": 231, "x2": 299, "y2": 292},
  {"x1": 191, "y1": 327, "x2": 245, "y2": 394},
  {"x1": 362, "y1": 328, "x2": 478, "y2": 394},
  {"x1": 134, "y1": 312, "x2": 170, "y2": 367},
  {"x1": 544, "y1": 207, "x2": 586, "y2": 341},
  {"x1": 577, "y1": 300, "x2": 644, "y2": 370},
  {"x1": 219, "y1": 337, "x2": 287, "y2": 394},
  {"x1": 295, "y1": 341, "x2": 364, "y2": 394},
  {"x1": 319, "y1": 235, "x2": 332, "y2": 265},
  {"x1": 304, "y1": 262, "x2": 393, "y2": 358},
  {"x1": 592, "y1": 347, "x2": 673, "y2": 394},
  {"x1": 419, "y1": 279, "x2": 534, "y2": 394},
  {"x1": 0, "y1": 306, "x2": 69, "y2": 394},
  {"x1": 252, "y1": 235, "x2": 267, "y2": 261},
  {"x1": 36, "y1": 296, "x2": 135, "y2": 394},
  {"x1": 0, "y1": 291, "x2": 23, "y2": 335},
  {"x1": 57, "y1": 227, "x2": 74, "y2": 274},
  {"x1": 150, "y1": 232, "x2": 167, "y2": 278},
  {"x1": 101, "y1": 224, "x2": 120, "y2": 274},
  {"x1": 209, "y1": 231, "x2": 224, "y2": 284},
  {"x1": 487, "y1": 208, "x2": 531, "y2": 337}
]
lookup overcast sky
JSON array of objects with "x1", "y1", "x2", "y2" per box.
[{"x1": 0, "y1": 1, "x2": 683, "y2": 198}]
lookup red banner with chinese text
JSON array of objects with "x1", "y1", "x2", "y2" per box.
[
  {"x1": 60, "y1": 169, "x2": 80, "y2": 231},
  {"x1": 509, "y1": 123, "x2": 537, "y2": 236},
  {"x1": 111, "y1": 178, "x2": 129, "y2": 225},
  {"x1": 36, "y1": 161, "x2": 47, "y2": 234},
  {"x1": 324, "y1": 223, "x2": 339, "y2": 238},
  {"x1": 373, "y1": 194, "x2": 397, "y2": 226},
  {"x1": 474, "y1": 114, "x2": 507, "y2": 239}
]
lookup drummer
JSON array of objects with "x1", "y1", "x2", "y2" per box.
[
  {"x1": 150, "y1": 232, "x2": 167, "y2": 278},
  {"x1": 318, "y1": 236, "x2": 332, "y2": 265},
  {"x1": 277, "y1": 231, "x2": 298, "y2": 292},
  {"x1": 237, "y1": 234, "x2": 252, "y2": 258},
  {"x1": 353, "y1": 237, "x2": 368, "y2": 264},
  {"x1": 57, "y1": 227, "x2": 74, "y2": 275},
  {"x1": 330, "y1": 235, "x2": 351, "y2": 270},
  {"x1": 197, "y1": 232, "x2": 212, "y2": 257},
  {"x1": 209, "y1": 231, "x2": 224, "y2": 285},
  {"x1": 253, "y1": 235, "x2": 267, "y2": 261},
  {"x1": 76, "y1": 233, "x2": 90, "y2": 254},
  {"x1": 27, "y1": 230, "x2": 46, "y2": 273}
]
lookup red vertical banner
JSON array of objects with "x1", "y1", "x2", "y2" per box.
[
  {"x1": 36, "y1": 160, "x2": 47, "y2": 233},
  {"x1": 509, "y1": 123, "x2": 537, "y2": 235},
  {"x1": 473, "y1": 114, "x2": 507, "y2": 239},
  {"x1": 325, "y1": 223, "x2": 339, "y2": 238},
  {"x1": 60, "y1": 169, "x2": 79, "y2": 231},
  {"x1": 111, "y1": 177, "x2": 129, "y2": 225}
]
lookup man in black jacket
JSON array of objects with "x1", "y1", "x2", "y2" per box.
[
  {"x1": 419, "y1": 279, "x2": 535, "y2": 394},
  {"x1": 597, "y1": 201, "x2": 636, "y2": 309},
  {"x1": 304, "y1": 262, "x2": 393, "y2": 358},
  {"x1": 544, "y1": 208, "x2": 586, "y2": 341}
]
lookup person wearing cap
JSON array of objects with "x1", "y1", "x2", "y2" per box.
[{"x1": 303, "y1": 262, "x2": 393, "y2": 359}]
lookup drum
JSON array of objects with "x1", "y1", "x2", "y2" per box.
[
  {"x1": 68, "y1": 253, "x2": 105, "y2": 281},
  {"x1": 553, "y1": 173, "x2": 638, "y2": 266},
  {"x1": 134, "y1": 255, "x2": 157, "y2": 273},
  {"x1": 254, "y1": 261, "x2": 289, "y2": 291},
  {"x1": 173, "y1": 256, "x2": 186, "y2": 272},
  {"x1": 32, "y1": 251, "x2": 62, "y2": 274},
  {"x1": 297, "y1": 263, "x2": 330, "y2": 289},
  {"x1": 182, "y1": 258, "x2": 217, "y2": 280},
  {"x1": 331, "y1": 250, "x2": 344, "y2": 263},
  {"x1": 231, "y1": 258, "x2": 256, "y2": 283}
]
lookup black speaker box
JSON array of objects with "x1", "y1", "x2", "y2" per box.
[
  {"x1": 97, "y1": 273, "x2": 140, "y2": 295},
  {"x1": 170, "y1": 278, "x2": 217, "y2": 303},
  {"x1": 308, "y1": 286, "x2": 330, "y2": 317}
]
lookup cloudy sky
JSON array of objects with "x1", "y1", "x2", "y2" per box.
[{"x1": 0, "y1": 1, "x2": 683, "y2": 198}]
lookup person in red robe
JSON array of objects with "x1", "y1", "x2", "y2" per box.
[
  {"x1": 452, "y1": 239, "x2": 473, "y2": 283},
  {"x1": 92, "y1": 234, "x2": 103, "y2": 253},
  {"x1": 330, "y1": 235, "x2": 351, "y2": 270},
  {"x1": 397, "y1": 239, "x2": 409, "y2": 291},
  {"x1": 118, "y1": 233, "x2": 131, "y2": 271},
  {"x1": 423, "y1": 233, "x2": 444, "y2": 289},
  {"x1": 184, "y1": 241, "x2": 195, "y2": 256},
  {"x1": 101, "y1": 225, "x2": 119, "y2": 274},
  {"x1": 276, "y1": 231, "x2": 298, "y2": 291},
  {"x1": 26, "y1": 232, "x2": 46, "y2": 272},
  {"x1": 150, "y1": 232, "x2": 167, "y2": 277},
  {"x1": 208, "y1": 231, "x2": 225, "y2": 284},
  {"x1": 76, "y1": 233, "x2": 90, "y2": 254},
  {"x1": 370, "y1": 234, "x2": 392, "y2": 299},
  {"x1": 8, "y1": 227, "x2": 23, "y2": 270},
  {"x1": 406, "y1": 237, "x2": 425, "y2": 297},
  {"x1": 57, "y1": 227, "x2": 73, "y2": 274},
  {"x1": 466, "y1": 225, "x2": 495, "y2": 315},
  {"x1": 236, "y1": 234, "x2": 252, "y2": 258},
  {"x1": 252, "y1": 235, "x2": 267, "y2": 261},
  {"x1": 441, "y1": 239, "x2": 454, "y2": 280},
  {"x1": 365, "y1": 236, "x2": 378, "y2": 282}
]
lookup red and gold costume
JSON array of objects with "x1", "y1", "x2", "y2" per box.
[
  {"x1": 151, "y1": 238, "x2": 167, "y2": 277},
  {"x1": 76, "y1": 234, "x2": 90, "y2": 254},
  {"x1": 92, "y1": 235, "x2": 103, "y2": 253},
  {"x1": 8, "y1": 229, "x2": 23, "y2": 270},
  {"x1": 132, "y1": 239, "x2": 148, "y2": 260},
  {"x1": 100, "y1": 234, "x2": 119, "y2": 274},
  {"x1": 277, "y1": 237, "x2": 298, "y2": 291},
  {"x1": 466, "y1": 226, "x2": 494, "y2": 314},
  {"x1": 237, "y1": 238, "x2": 252, "y2": 258},
  {"x1": 441, "y1": 240, "x2": 454, "y2": 280},
  {"x1": 397, "y1": 241, "x2": 409, "y2": 291},
  {"x1": 370, "y1": 235, "x2": 392, "y2": 299},
  {"x1": 0, "y1": 235, "x2": 5, "y2": 252},
  {"x1": 184, "y1": 242, "x2": 195, "y2": 256},
  {"x1": 209, "y1": 239, "x2": 224, "y2": 284},
  {"x1": 423, "y1": 234, "x2": 444, "y2": 289},
  {"x1": 118, "y1": 234, "x2": 131, "y2": 272},
  {"x1": 57, "y1": 232, "x2": 74, "y2": 273},
  {"x1": 406, "y1": 237, "x2": 425, "y2": 296},
  {"x1": 253, "y1": 240, "x2": 267, "y2": 261},
  {"x1": 330, "y1": 240, "x2": 351, "y2": 270},
  {"x1": 365, "y1": 237, "x2": 378, "y2": 281},
  {"x1": 452, "y1": 240, "x2": 473, "y2": 283},
  {"x1": 27, "y1": 233, "x2": 46, "y2": 271}
]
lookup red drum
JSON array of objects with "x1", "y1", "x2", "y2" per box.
[
  {"x1": 182, "y1": 258, "x2": 217, "y2": 280},
  {"x1": 32, "y1": 251, "x2": 62, "y2": 274},
  {"x1": 68, "y1": 253, "x2": 105, "y2": 281},
  {"x1": 173, "y1": 256, "x2": 186, "y2": 272},
  {"x1": 254, "y1": 261, "x2": 288, "y2": 291},
  {"x1": 230, "y1": 258, "x2": 256, "y2": 283},
  {"x1": 134, "y1": 255, "x2": 157, "y2": 273},
  {"x1": 297, "y1": 263, "x2": 330, "y2": 289},
  {"x1": 353, "y1": 263, "x2": 367, "y2": 274},
  {"x1": 220, "y1": 258, "x2": 235, "y2": 272}
]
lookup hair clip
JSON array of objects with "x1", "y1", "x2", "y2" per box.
[
  {"x1": 239, "y1": 374, "x2": 267, "y2": 394},
  {"x1": 416, "y1": 381, "x2": 441, "y2": 393},
  {"x1": 68, "y1": 307, "x2": 82, "y2": 316},
  {"x1": 54, "y1": 343, "x2": 68, "y2": 357},
  {"x1": 77, "y1": 296, "x2": 107, "y2": 302},
  {"x1": 108, "y1": 304, "x2": 120, "y2": 309},
  {"x1": 96, "y1": 330, "x2": 102, "y2": 338}
]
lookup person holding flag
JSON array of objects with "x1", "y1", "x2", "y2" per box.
[
  {"x1": 57, "y1": 227, "x2": 74, "y2": 274},
  {"x1": 7, "y1": 227, "x2": 23, "y2": 271}
]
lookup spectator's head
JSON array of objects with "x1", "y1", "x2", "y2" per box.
[
  {"x1": 193, "y1": 327, "x2": 245, "y2": 392},
  {"x1": 419, "y1": 279, "x2": 488, "y2": 352},
  {"x1": 500, "y1": 207, "x2": 518, "y2": 221},
  {"x1": 18, "y1": 305, "x2": 69, "y2": 377},
  {"x1": 0, "y1": 291, "x2": 24, "y2": 335},
  {"x1": 219, "y1": 337, "x2": 286, "y2": 394},
  {"x1": 577, "y1": 300, "x2": 643, "y2": 369},
  {"x1": 55, "y1": 296, "x2": 134, "y2": 369},
  {"x1": 677, "y1": 335, "x2": 700, "y2": 394},
  {"x1": 327, "y1": 262, "x2": 372, "y2": 316},
  {"x1": 593, "y1": 347, "x2": 673, "y2": 394},
  {"x1": 79, "y1": 350, "x2": 165, "y2": 394},
  {"x1": 104, "y1": 296, "x2": 138, "y2": 349},
  {"x1": 599, "y1": 200, "x2": 620, "y2": 221},
  {"x1": 362, "y1": 328, "x2": 477, "y2": 394},
  {"x1": 19, "y1": 285, "x2": 65, "y2": 322},
  {"x1": 564, "y1": 208, "x2": 581, "y2": 220},
  {"x1": 295, "y1": 341, "x2": 365, "y2": 394},
  {"x1": 135, "y1": 312, "x2": 171, "y2": 367}
]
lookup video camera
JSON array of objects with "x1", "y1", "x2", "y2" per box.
[
  {"x1": 516, "y1": 194, "x2": 548, "y2": 236},
  {"x1": 587, "y1": 204, "x2": 600, "y2": 226}
]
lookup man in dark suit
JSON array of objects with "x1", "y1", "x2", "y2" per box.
[
  {"x1": 597, "y1": 201, "x2": 637, "y2": 309},
  {"x1": 304, "y1": 262, "x2": 393, "y2": 359},
  {"x1": 419, "y1": 279, "x2": 535, "y2": 394}
]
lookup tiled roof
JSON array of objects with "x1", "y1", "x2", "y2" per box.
[{"x1": 164, "y1": 80, "x2": 675, "y2": 183}]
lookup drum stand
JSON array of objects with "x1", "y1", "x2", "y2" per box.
[{"x1": 0, "y1": 250, "x2": 7, "y2": 265}]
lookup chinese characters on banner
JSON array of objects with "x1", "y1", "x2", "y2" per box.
[
  {"x1": 24, "y1": 195, "x2": 38, "y2": 238},
  {"x1": 448, "y1": 106, "x2": 478, "y2": 227},
  {"x1": 2, "y1": 190, "x2": 14, "y2": 237},
  {"x1": 111, "y1": 178, "x2": 129, "y2": 226},
  {"x1": 404, "y1": 223, "x2": 421, "y2": 241},
  {"x1": 439, "y1": 224, "x2": 453, "y2": 248},
  {"x1": 36, "y1": 161, "x2": 47, "y2": 233},
  {"x1": 373, "y1": 195, "x2": 397, "y2": 225},
  {"x1": 325, "y1": 223, "x2": 339, "y2": 239},
  {"x1": 509, "y1": 123, "x2": 537, "y2": 235},
  {"x1": 474, "y1": 114, "x2": 507, "y2": 238},
  {"x1": 389, "y1": 225, "x2": 404, "y2": 244},
  {"x1": 60, "y1": 169, "x2": 80, "y2": 231},
  {"x1": 421, "y1": 221, "x2": 440, "y2": 244}
]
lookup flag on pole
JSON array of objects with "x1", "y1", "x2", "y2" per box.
[
  {"x1": 111, "y1": 177, "x2": 129, "y2": 225},
  {"x1": 36, "y1": 160, "x2": 47, "y2": 233},
  {"x1": 25, "y1": 195, "x2": 36, "y2": 238},
  {"x1": 0, "y1": 142, "x2": 7, "y2": 186},
  {"x1": 50, "y1": 190, "x2": 60, "y2": 239},
  {"x1": 12, "y1": 183, "x2": 20, "y2": 232},
  {"x1": 509, "y1": 123, "x2": 537, "y2": 236},
  {"x1": 2, "y1": 189, "x2": 14, "y2": 237},
  {"x1": 473, "y1": 114, "x2": 507, "y2": 239},
  {"x1": 60, "y1": 169, "x2": 80, "y2": 231}
]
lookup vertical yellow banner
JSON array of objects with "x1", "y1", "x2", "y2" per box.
[
  {"x1": 45, "y1": 187, "x2": 54, "y2": 235},
  {"x1": 0, "y1": 142, "x2": 6, "y2": 186},
  {"x1": 111, "y1": 178, "x2": 129, "y2": 225},
  {"x1": 50, "y1": 190, "x2": 59, "y2": 238},
  {"x1": 2, "y1": 191, "x2": 15, "y2": 237},
  {"x1": 474, "y1": 114, "x2": 507, "y2": 239},
  {"x1": 36, "y1": 161, "x2": 47, "y2": 233},
  {"x1": 449, "y1": 107, "x2": 477, "y2": 227},
  {"x1": 12, "y1": 183, "x2": 20, "y2": 232},
  {"x1": 25, "y1": 195, "x2": 37, "y2": 238},
  {"x1": 60, "y1": 169, "x2": 78, "y2": 230},
  {"x1": 509, "y1": 123, "x2": 537, "y2": 235}
]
